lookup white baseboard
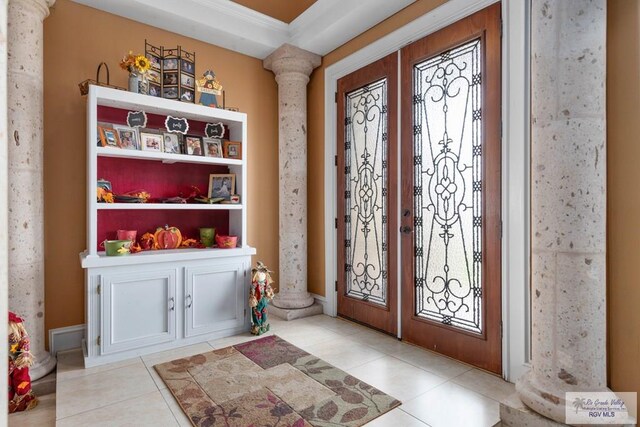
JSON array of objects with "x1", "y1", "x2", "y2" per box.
[
  {"x1": 49, "y1": 324, "x2": 85, "y2": 356},
  {"x1": 311, "y1": 293, "x2": 330, "y2": 315}
]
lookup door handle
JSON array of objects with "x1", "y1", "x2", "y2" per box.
[
  {"x1": 400, "y1": 225, "x2": 413, "y2": 234},
  {"x1": 186, "y1": 294, "x2": 192, "y2": 309},
  {"x1": 169, "y1": 297, "x2": 175, "y2": 311}
]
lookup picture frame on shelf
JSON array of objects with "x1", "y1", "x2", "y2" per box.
[
  {"x1": 148, "y1": 82, "x2": 161, "y2": 97},
  {"x1": 145, "y1": 40, "x2": 162, "y2": 71},
  {"x1": 163, "y1": 58, "x2": 178, "y2": 71},
  {"x1": 208, "y1": 174, "x2": 235, "y2": 201},
  {"x1": 181, "y1": 59, "x2": 195, "y2": 76},
  {"x1": 203, "y1": 138, "x2": 223, "y2": 158},
  {"x1": 180, "y1": 74, "x2": 194, "y2": 89},
  {"x1": 162, "y1": 132, "x2": 181, "y2": 154},
  {"x1": 223, "y1": 140, "x2": 242, "y2": 159},
  {"x1": 184, "y1": 135, "x2": 203, "y2": 156},
  {"x1": 180, "y1": 89, "x2": 195, "y2": 102},
  {"x1": 114, "y1": 126, "x2": 140, "y2": 150},
  {"x1": 147, "y1": 69, "x2": 161, "y2": 84},
  {"x1": 98, "y1": 126, "x2": 120, "y2": 148},
  {"x1": 163, "y1": 87, "x2": 178, "y2": 99},
  {"x1": 163, "y1": 72, "x2": 178, "y2": 86},
  {"x1": 140, "y1": 131, "x2": 163, "y2": 152}
]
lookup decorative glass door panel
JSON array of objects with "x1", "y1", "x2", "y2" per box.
[
  {"x1": 413, "y1": 39, "x2": 483, "y2": 334},
  {"x1": 345, "y1": 78, "x2": 389, "y2": 307},
  {"x1": 400, "y1": 3, "x2": 502, "y2": 374},
  {"x1": 337, "y1": 52, "x2": 398, "y2": 335}
]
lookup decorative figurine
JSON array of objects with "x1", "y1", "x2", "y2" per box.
[
  {"x1": 8, "y1": 312, "x2": 37, "y2": 413},
  {"x1": 249, "y1": 262, "x2": 275, "y2": 335},
  {"x1": 196, "y1": 69, "x2": 223, "y2": 108}
]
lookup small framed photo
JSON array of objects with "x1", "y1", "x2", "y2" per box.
[
  {"x1": 203, "y1": 138, "x2": 223, "y2": 158},
  {"x1": 180, "y1": 89, "x2": 194, "y2": 102},
  {"x1": 163, "y1": 72, "x2": 178, "y2": 86},
  {"x1": 162, "y1": 133, "x2": 181, "y2": 154},
  {"x1": 114, "y1": 126, "x2": 139, "y2": 150},
  {"x1": 147, "y1": 69, "x2": 161, "y2": 84},
  {"x1": 148, "y1": 82, "x2": 161, "y2": 97},
  {"x1": 181, "y1": 60, "x2": 195, "y2": 75},
  {"x1": 147, "y1": 53, "x2": 161, "y2": 70},
  {"x1": 208, "y1": 174, "x2": 235, "y2": 201},
  {"x1": 99, "y1": 126, "x2": 120, "y2": 148},
  {"x1": 184, "y1": 135, "x2": 203, "y2": 156},
  {"x1": 223, "y1": 141, "x2": 242, "y2": 159},
  {"x1": 140, "y1": 131, "x2": 163, "y2": 152},
  {"x1": 163, "y1": 87, "x2": 178, "y2": 99},
  {"x1": 163, "y1": 58, "x2": 178, "y2": 70},
  {"x1": 180, "y1": 74, "x2": 194, "y2": 88}
]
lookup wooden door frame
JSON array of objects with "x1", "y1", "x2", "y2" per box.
[{"x1": 322, "y1": 0, "x2": 531, "y2": 382}]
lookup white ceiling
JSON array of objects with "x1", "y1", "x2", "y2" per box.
[{"x1": 71, "y1": 0, "x2": 415, "y2": 59}]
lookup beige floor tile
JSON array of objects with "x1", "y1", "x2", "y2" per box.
[
  {"x1": 347, "y1": 356, "x2": 448, "y2": 402},
  {"x1": 56, "y1": 359, "x2": 157, "y2": 419},
  {"x1": 275, "y1": 323, "x2": 345, "y2": 349},
  {"x1": 402, "y1": 381, "x2": 500, "y2": 427},
  {"x1": 208, "y1": 330, "x2": 274, "y2": 349},
  {"x1": 56, "y1": 348, "x2": 141, "y2": 383},
  {"x1": 350, "y1": 328, "x2": 407, "y2": 355},
  {"x1": 393, "y1": 344, "x2": 473, "y2": 379},
  {"x1": 301, "y1": 314, "x2": 369, "y2": 336},
  {"x1": 160, "y1": 388, "x2": 192, "y2": 427},
  {"x1": 365, "y1": 408, "x2": 429, "y2": 426},
  {"x1": 450, "y1": 368, "x2": 516, "y2": 403},
  {"x1": 142, "y1": 342, "x2": 214, "y2": 390},
  {"x1": 8, "y1": 393, "x2": 56, "y2": 427},
  {"x1": 304, "y1": 335, "x2": 386, "y2": 371},
  {"x1": 57, "y1": 390, "x2": 177, "y2": 427}
]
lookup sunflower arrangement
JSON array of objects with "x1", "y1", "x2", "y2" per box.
[{"x1": 119, "y1": 51, "x2": 151, "y2": 74}]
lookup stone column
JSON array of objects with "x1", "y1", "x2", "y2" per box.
[
  {"x1": 512, "y1": 0, "x2": 608, "y2": 424},
  {"x1": 264, "y1": 44, "x2": 322, "y2": 320},
  {"x1": 7, "y1": 0, "x2": 56, "y2": 380}
]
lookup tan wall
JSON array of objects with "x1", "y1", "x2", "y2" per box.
[
  {"x1": 607, "y1": 0, "x2": 640, "y2": 394},
  {"x1": 43, "y1": 0, "x2": 279, "y2": 345},
  {"x1": 307, "y1": 0, "x2": 447, "y2": 296}
]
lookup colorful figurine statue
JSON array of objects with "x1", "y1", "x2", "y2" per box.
[
  {"x1": 8, "y1": 312, "x2": 37, "y2": 413},
  {"x1": 249, "y1": 261, "x2": 275, "y2": 335},
  {"x1": 196, "y1": 69, "x2": 223, "y2": 108}
]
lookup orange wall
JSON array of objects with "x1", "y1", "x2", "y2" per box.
[
  {"x1": 43, "y1": 0, "x2": 279, "y2": 343},
  {"x1": 607, "y1": 0, "x2": 640, "y2": 394},
  {"x1": 232, "y1": 0, "x2": 317, "y2": 23},
  {"x1": 307, "y1": 0, "x2": 447, "y2": 295}
]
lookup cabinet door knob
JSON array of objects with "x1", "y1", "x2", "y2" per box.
[
  {"x1": 169, "y1": 297, "x2": 175, "y2": 311},
  {"x1": 186, "y1": 294, "x2": 192, "y2": 309}
]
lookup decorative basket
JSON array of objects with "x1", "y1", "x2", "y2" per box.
[
  {"x1": 79, "y1": 62, "x2": 126, "y2": 96},
  {"x1": 215, "y1": 235, "x2": 238, "y2": 249}
]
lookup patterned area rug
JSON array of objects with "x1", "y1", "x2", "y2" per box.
[{"x1": 155, "y1": 335, "x2": 401, "y2": 426}]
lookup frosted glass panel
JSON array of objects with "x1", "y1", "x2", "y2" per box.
[
  {"x1": 344, "y1": 78, "x2": 388, "y2": 306},
  {"x1": 413, "y1": 39, "x2": 483, "y2": 333}
]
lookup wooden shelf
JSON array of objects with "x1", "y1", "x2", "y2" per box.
[
  {"x1": 96, "y1": 203, "x2": 243, "y2": 210},
  {"x1": 96, "y1": 147, "x2": 242, "y2": 166}
]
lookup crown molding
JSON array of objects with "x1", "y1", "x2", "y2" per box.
[{"x1": 70, "y1": 0, "x2": 417, "y2": 59}]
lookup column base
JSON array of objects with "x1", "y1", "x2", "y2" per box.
[
  {"x1": 500, "y1": 392, "x2": 567, "y2": 426},
  {"x1": 271, "y1": 292, "x2": 315, "y2": 309},
  {"x1": 29, "y1": 350, "x2": 57, "y2": 381},
  {"x1": 268, "y1": 302, "x2": 323, "y2": 321}
]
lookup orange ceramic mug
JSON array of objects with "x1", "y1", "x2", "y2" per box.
[{"x1": 116, "y1": 230, "x2": 137, "y2": 243}]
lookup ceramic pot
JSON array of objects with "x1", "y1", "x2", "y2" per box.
[
  {"x1": 199, "y1": 227, "x2": 216, "y2": 248},
  {"x1": 101, "y1": 240, "x2": 132, "y2": 256},
  {"x1": 215, "y1": 235, "x2": 237, "y2": 249}
]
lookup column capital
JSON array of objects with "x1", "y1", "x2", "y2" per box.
[
  {"x1": 263, "y1": 43, "x2": 321, "y2": 78},
  {"x1": 9, "y1": 0, "x2": 55, "y2": 20}
]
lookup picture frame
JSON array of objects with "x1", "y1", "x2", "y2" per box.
[
  {"x1": 148, "y1": 82, "x2": 161, "y2": 98},
  {"x1": 139, "y1": 131, "x2": 163, "y2": 152},
  {"x1": 163, "y1": 87, "x2": 178, "y2": 99},
  {"x1": 184, "y1": 135, "x2": 203, "y2": 156},
  {"x1": 145, "y1": 40, "x2": 162, "y2": 71},
  {"x1": 181, "y1": 60, "x2": 195, "y2": 76},
  {"x1": 114, "y1": 126, "x2": 140, "y2": 150},
  {"x1": 98, "y1": 126, "x2": 120, "y2": 148},
  {"x1": 208, "y1": 174, "x2": 235, "y2": 201},
  {"x1": 223, "y1": 140, "x2": 242, "y2": 159},
  {"x1": 203, "y1": 138, "x2": 223, "y2": 158},
  {"x1": 147, "y1": 69, "x2": 161, "y2": 84},
  {"x1": 163, "y1": 72, "x2": 178, "y2": 86},
  {"x1": 180, "y1": 74, "x2": 194, "y2": 88},
  {"x1": 162, "y1": 132, "x2": 181, "y2": 154},
  {"x1": 163, "y1": 58, "x2": 178, "y2": 71},
  {"x1": 180, "y1": 89, "x2": 195, "y2": 102}
]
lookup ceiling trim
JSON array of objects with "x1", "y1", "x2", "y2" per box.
[{"x1": 70, "y1": 0, "x2": 416, "y2": 59}]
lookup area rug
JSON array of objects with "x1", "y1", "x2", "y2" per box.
[{"x1": 155, "y1": 335, "x2": 401, "y2": 426}]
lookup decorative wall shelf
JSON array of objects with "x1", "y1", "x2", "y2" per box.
[{"x1": 96, "y1": 203, "x2": 243, "y2": 210}]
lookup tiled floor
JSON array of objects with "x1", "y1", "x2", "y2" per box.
[{"x1": 11, "y1": 314, "x2": 514, "y2": 426}]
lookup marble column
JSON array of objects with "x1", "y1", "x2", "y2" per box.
[
  {"x1": 264, "y1": 44, "x2": 322, "y2": 319},
  {"x1": 7, "y1": 0, "x2": 56, "y2": 380},
  {"x1": 1, "y1": 0, "x2": 9, "y2": 409},
  {"x1": 513, "y1": 0, "x2": 608, "y2": 424}
]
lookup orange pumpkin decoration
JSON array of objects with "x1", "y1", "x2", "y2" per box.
[
  {"x1": 154, "y1": 225, "x2": 182, "y2": 249},
  {"x1": 139, "y1": 232, "x2": 156, "y2": 250}
]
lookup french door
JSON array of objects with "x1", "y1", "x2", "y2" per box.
[
  {"x1": 336, "y1": 4, "x2": 501, "y2": 373},
  {"x1": 336, "y1": 52, "x2": 398, "y2": 335}
]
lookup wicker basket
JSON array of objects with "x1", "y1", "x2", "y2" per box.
[{"x1": 78, "y1": 62, "x2": 125, "y2": 95}]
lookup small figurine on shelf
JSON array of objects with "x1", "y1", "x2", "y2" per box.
[
  {"x1": 249, "y1": 261, "x2": 275, "y2": 336},
  {"x1": 8, "y1": 312, "x2": 37, "y2": 413},
  {"x1": 196, "y1": 69, "x2": 223, "y2": 108}
]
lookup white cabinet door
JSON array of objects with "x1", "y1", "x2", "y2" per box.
[
  {"x1": 184, "y1": 260, "x2": 247, "y2": 337},
  {"x1": 100, "y1": 269, "x2": 177, "y2": 355}
]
